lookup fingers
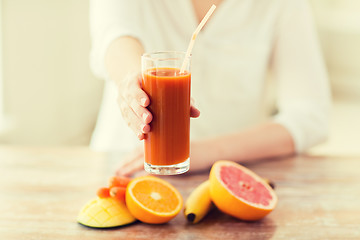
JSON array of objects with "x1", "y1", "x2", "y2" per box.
[
  {"x1": 118, "y1": 72, "x2": 153, "y2": 139},
  {"x1": 190, "y1": 98, "x2": 200, "y2": 118},
  {"x1": 119, "y1": 102, "x2": 149, "y2": 140},
  {"x1": 190, "y1": 105, "x2": 200, "y2": 118},
  {"x1": 119, "y1": 72, "x2": 199, "y2": 140},
  {"x1": 128, "y1": 90, "x2": 152, "y2": 124}
]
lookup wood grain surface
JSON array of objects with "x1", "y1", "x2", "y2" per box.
[{"x1": 0, "y1": 146, "x2": 359, "y2": 239}]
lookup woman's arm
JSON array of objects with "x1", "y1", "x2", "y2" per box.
[
  {"x1": 115, "y1": 0, "x2": 330, "y2": 176},
  {"x1": 104, "y1": 37, "x2": 153, "y2": 140},
  {"x1": 104, "y1": 37, "x2": 144, "y2": 86},
  {"x1": 270, "y1": 0, "x2": 331, "y2": 153},
  {"x1": 116, "y1": 122, "x2": 294, "y2": 175},
  {"x1": 189, "y1": 122, "x2": 295, "y2": 171},
  {"x1": 104, "y1": 37, "x2": 200, "y2": 141},
  {"x1": 90, "y1": 0, "x2": 153, "y2": 140}
]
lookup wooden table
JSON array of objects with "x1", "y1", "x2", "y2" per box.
[{"x1": 0, "y1": 146, "x2": 359, "y2": 239}]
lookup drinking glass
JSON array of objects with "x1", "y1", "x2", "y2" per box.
[{"x1": 141, "y1": 51, "x2": 191, "y2": 175}]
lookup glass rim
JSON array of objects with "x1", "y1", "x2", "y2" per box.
[{"x1": 141, "y1": 51, "x2": 191, "y2": 62}]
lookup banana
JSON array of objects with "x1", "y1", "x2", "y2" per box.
[
  {"x1": 184, "y1": 180, "x2": 213, "y2": 224},
  {"x1": 262, "y1": 178, "x2": 276, "y2": 189}
]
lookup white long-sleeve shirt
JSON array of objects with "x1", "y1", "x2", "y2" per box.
[{"x1": 89, "y1": 0, "x2": 331, "y2": 153}]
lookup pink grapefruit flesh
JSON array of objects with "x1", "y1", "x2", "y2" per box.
[{"x1": 220, "y1": 165, "x2": 273, "y2": 207}]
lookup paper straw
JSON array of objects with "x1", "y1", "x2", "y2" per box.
[{"x1": 180, "y1": 4, "x2": 216, "y2": 73}]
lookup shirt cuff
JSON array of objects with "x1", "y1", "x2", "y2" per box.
[{"x1": 272, "y1": 114, "x2": 304, "y2": 153}]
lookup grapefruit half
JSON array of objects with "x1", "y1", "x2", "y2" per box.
[{"x1": 209, "y1": 160, "x2": 277, "y2": 221}]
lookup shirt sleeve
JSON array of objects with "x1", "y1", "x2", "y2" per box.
[
  {"x1": 89, "y1": 0, "x2": 143, "y2": 79},
  {"x1": 271, "y1": 0, "x2": 332, "y2": 153}
]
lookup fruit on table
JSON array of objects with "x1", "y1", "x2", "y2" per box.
[
  {"x1": 109, "y1": 176, "x2": 131, "y2": 188},
  {"x1": 77, "y1": 175, "x2": 135, "y2": 228},
  {"x1": 77, "y1": 197, "x2": 136, "y2": 228},
  {"x1": 110, "y1": 186, "x2": 126, "y2": 202},
  {"x1": 209, "y1": 160, "x2": 277, "y2": 221},
  {"x1": 126, "y1": 176, "x2": 183, "y2": 224},
  {"x1": 96, "y1": 187, "x2": 110, "y2": 198},
  {"x1": 184, "y1": 180, "x2": 213, "y2": 224}
]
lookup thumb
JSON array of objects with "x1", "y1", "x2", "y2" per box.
[{"x1": 190, "y1": 98, "x2": 200, "y2": 118}]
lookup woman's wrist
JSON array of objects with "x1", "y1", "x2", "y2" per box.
[
  {"x1": 190, "y1": 133, "x2": 248, "y2": 169},
  {"x1": 208, "y1": 135, "x2": 246, "y2": 163},
  {"x1": 190, "y1": 138, "x2": 228, "y2": 171}
]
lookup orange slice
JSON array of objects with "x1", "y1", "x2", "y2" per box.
[
  {"x1": 209, "y1": 160, "x2": 277, "y2": 221},
  {"x1": 125, "y1": 176, "x2": 182, "y2": 224}
]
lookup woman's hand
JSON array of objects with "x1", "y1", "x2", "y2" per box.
[
  {"x1": 117, "y1": 72, "x2": 152, "y2": 140},
  {"x1": 115, "y1": 104, "x2": 202, "y2": 176},
  {"x1": 117, "y1": 71, "x2": 200, "y2": 140},
  {"x1": 115, "y1": 146, "x2": 145, "y2": 177},
  {"x1": 116, "y1": 71, "x2": 201, "y2": 176}
]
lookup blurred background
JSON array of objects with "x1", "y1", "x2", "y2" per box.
[{"x1": 0, "y1": 0, "x2": 358, "y2": 155}]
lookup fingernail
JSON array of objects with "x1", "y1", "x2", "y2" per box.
[
  {"x1": 137, "y1": 132, "x2": 143, "y2": 139},
  {"x1": 140, "y1": 98, "x2": 147, "y2": 106},
  {"x1": 140, "y1": 124, "x2": 148, "y2": 133},
  {"x1": 142, "y1": 113, "x2": 148, "y2": 122}
]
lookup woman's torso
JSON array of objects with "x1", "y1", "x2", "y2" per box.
[{"x1": 91, "y1": 0, "x2": 283, "y2": 152}]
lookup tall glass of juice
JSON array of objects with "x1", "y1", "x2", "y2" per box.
[{"x1": 141, "y1": 51, "x2": 191, "y2": 175}]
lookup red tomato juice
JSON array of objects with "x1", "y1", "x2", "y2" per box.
[{"x1": 142, "y1": 67, "x2": 190, "y2": 166}]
